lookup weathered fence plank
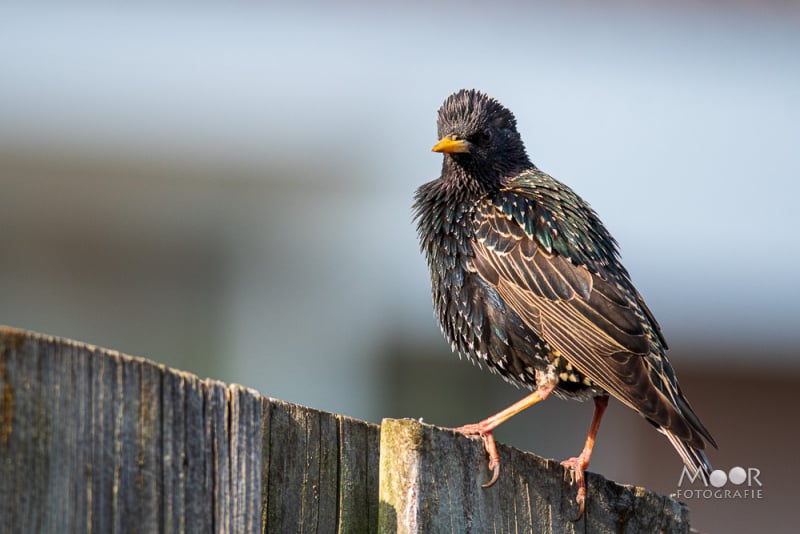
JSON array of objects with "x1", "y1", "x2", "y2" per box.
[
  {"x1": 378, "y1": 418, "x2": 690, "y2": 533},
  {"x1": 0, "y1": 326, "x2": 265, "y2": 532},
  {"x1": 0, "y1": 326, "x2": 691, "y2": 533},
  {"x1": 0, "y1": 326, "x2": 381, "y2": 533},
  {"x1": 260, "y1": 398, "x2": 380, "y2": 532}
]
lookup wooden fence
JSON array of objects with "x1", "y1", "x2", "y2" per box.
[{"x1": 0, "y1": 326, "x2": 691, "y2": 533}]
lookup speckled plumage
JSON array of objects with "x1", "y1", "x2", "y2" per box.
[{"x1": 414, "y1": 89, "x2": 715, "y2": 483}]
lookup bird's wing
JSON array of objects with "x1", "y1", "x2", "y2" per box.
[{"x1": 471, "y1": 197, "x2": 707, "y2": 448}]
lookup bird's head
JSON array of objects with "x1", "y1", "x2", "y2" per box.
[{"x1": 433, "y1": 89, "x2": 531, "y2": 188}]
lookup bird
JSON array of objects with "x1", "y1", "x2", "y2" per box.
[{"x1": 413, "y1": 89, "x2": 716, "y2": 518}]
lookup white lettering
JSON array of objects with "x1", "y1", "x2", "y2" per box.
[
  {"x1": 748, "y1": 467, "x2": 762, "y2": 487},
  {"x1": 677, "y1": 466, "x2": 708, "y2": 487}
]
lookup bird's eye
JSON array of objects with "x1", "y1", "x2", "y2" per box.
[{"x1": 473, "y1": 129, "x2": 493, "y2": 144}]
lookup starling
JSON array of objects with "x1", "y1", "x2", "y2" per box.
[{"x1": 413, "y1": 89, "x2": 716, "y2": 517}]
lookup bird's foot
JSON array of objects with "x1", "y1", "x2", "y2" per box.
[
  {"x1": 452, "y1": 422, "x2": 501, "y2": 487},
  {"x1": 561, "y1": 452, "x2": 591, "y2": 520}
]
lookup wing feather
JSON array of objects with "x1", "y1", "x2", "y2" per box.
[{"x1": 473, "y1": 198, "x2": 707, "y2": 448}]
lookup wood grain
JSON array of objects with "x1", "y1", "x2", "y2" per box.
[{"x1": 378, "y1": 418, "x2": 689, "y2": 533}]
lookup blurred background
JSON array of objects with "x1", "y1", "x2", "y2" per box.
[{"x1": 1, "y1": 2, "x2": 797, "y2": 532}]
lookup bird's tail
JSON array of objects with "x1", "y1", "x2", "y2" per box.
[
  {"x1": 644, "y1": 355, "x2": 716, "y2": 477},
  {"x1": 661, "y1": 428, "x2": 713, "y2": 476}
]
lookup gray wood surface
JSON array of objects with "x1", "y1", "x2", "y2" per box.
[
  {"x1": 0, "y1": 326, "x2": 264, "y2": 533},
  {"x1": 378, "y1": 418, "x2": 690, "y2": 534},
  {"x1": 0, "y1": 326, "x2": 379, "y2": 533},
  {"x1": 1, "y1": 326, "x2": 690, "y2": 533},
  {"x1": 262, "y1": 397, "x2": 379, "y2": 533}
]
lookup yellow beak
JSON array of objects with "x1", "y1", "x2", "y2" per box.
[{"x1": 431, "y1": 136, "x2": 471, "y2": 154}]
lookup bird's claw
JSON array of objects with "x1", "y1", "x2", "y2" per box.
[
  {"x1": 561, "y1": 455, "x2": 588, "y2": 520},
  {"x1": 480, "y1": 432, "x2": 501, "y2": 488},
  {"x1": 453, "y1": 424, "x2": 502, "y2": 488}
]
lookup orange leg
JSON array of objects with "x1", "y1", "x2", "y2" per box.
[
  {"x1": 561, "y1": 395, "x2": 609, "y2": 520},
  {"x1": 452, "y1": 382, "x2": 556, "y2": 487}
]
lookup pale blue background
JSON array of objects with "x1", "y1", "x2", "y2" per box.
[{"x1": 1, "y1": 4, "x2": 797, "y2": 532}]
